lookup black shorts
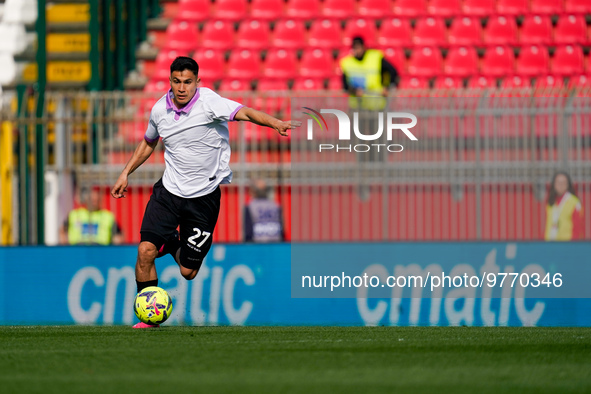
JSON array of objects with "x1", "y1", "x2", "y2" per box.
[{"x1": 140, "y1": 179, "x2": 221, "y2": 270}]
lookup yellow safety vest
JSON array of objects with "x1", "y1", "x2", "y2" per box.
[
  {"x1": 340, "y1": 49, "x2": 387, "y2": 110},
  {"x1": 544, "y1": 192, "x2": 582, "y2": 241},
  {"x1": 68, "y1": 207, "x2": 116, "y2": 245}
]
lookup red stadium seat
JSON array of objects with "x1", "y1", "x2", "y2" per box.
[
  {"x1": 236, "y1": 20, "x2": 271, "y2": 49},
  {"x1": 321, "y1": 0, "x2": 356, "y2": 19},
  {"x1": 413, "y1": 17, "x2": 447, "y2": 46},
  {"x1": 162, "y1": 2, "x2": 180, "y2": 19},
  {"x1": 378, "y1": 18, "x2": 412, "y2": 47},
  {"x1": 197, "y1": 78, "x2": 215, "y2": 89},
  {"x1": 568, "y1": 75, "x2": 591, "y2": 88},
  {"x1": 343, "y1": 19, "x2": 378, "y2": 47},
  {"x1": 336, "y1": 47, "x2": 351, "y2": 61},
  {"x1": 428, "y1": 0, "x2": 461, "y2": 17},
  {"x1": 530, "y1": 0, "x2": 563, "y2": 14},
  {"x1": 468, "y1": 76, "x2": 497, "y2": 88},
  {"x1": 483, "y1": 16, "x2": 518, "y2": 46},
  {"x1": 462, "y1": 0, "x2": 495, "y2": 16},
  {"x1": 448, "y1": 17, "x2": 482, "y2": 46},
  {"x1": 501, "y1": 75, "x2": 531, "y2": 88},
  {"x1": 263, "y1": 49, "x2": 298, "y2": 79},
  {"x1": 551, "y1": 45, "x2": 584, "y2": 76},
  {"x1": 399, "y1": 77, "x2": 429, "y2": 89},
  {"x1": 219, "y1": 79, "x2": 251, "y2": 91},
  {"x1": 214, "y1": 0, "x2": 248, "y2": 21},
  {"x1": 250, "y1": 0, "x2": 284, "y2": 20},
  {"x1": 407, "y1": 47, "x2": 443, "y2": 77},
  {"x1": 481, "y1": 46, "x2": 515, "y2": 76},
  {"x1": 516, "y1": 45, "x2": 549, "y2": 76},
  {"x1": 285, "y1": 0, "x2": 321, "y2": 19},
  {"x1": 254, "y1": 80, "x2": 288, "y2": 116},
  {"x1": 565, "y1": 0, "x2": 591, "y2": 13},
  {"x1": 257, "y1": 79, "x2": 290, "y2": 90},
  {"x1": 227, "y1": 49, "x2": 261, "y2": 79},
  {"x1": 327, "y1": 77, "x2": 342, "y2": 90},
  {"x1": 381, "y1": 47, "x2": 406, "y2": 74},
  {"x1": 193, "y1": 49, "x2": 226, "y2": 81},
  {"x1": 272, "y1": 20, "x2": 306, "y2": 49},
  {"x1": 434, "y1": 76, "x2": 464, "y2": 88},
  {"x1": 164, "y1": 21, "x2": 199, "y2": 51},
  {"x1": 300, "y1": 49, "x2": 335, "y2": 78},
  {"x1": 143, "y1": 79, "x2": 169, "y2": 93},
  {"x1": 496, "y1": 0, "x2": 528, "y2": 15},
  {"x1": 520, "y1": 16, "x2": 552, "y2": 44},
  {"x1": 393, "y1": 0, "x2": 427, "y2": 17},
  {"x1": 152, "y1": 50, "x2": 190, "y2": 79},
  {"x1": 293, "y1": 78, "x2": 325, "y2": 90},
  {"x1": 308, "y1": 19, "x2": 342, "y2": 48},
  {"x1": 534, "y1": 75, "x2": 564, "y2": 89},
  {"x1": 444, "y1": 47, "x2": 478, "y2": 77},
  {"x1": 554, "y1": 15, "x2": 588, "y2": 44},
  {"x1": 358, "y1": 0, "x2": 393, "y2": 18},
  {"x1": 176, "y1": 0, "x2": 210, "y2": 22},
  {"x1": 201, "y1": 20, "x2": 235, "y2": 49}
]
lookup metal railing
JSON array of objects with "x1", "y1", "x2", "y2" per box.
[{"x1": 2, "y1": 87, "x2": 591, "y2": 244}]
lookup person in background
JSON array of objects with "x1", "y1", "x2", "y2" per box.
[
  {"x1": 60, "y1": 186, "x2": 124, "y2": 245},
  {"x1": 545, "y1": 171, "x2": 583, "y2": 241},
  {"x1": 243, "y1": 179, "x2": 284, "y2": 243},
  {"x1": 340, "y1": 36, "x2": 398, "y2": 105},
  {"x1": 340, "y1": 36, "x2": 400, "y2": 201}
]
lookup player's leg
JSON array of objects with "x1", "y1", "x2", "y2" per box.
[
  {"x1": 137, "y1": 179, "x2": 181, "y2": 292},
  {"x1": 176, "y1": 186, "x2": 221, "y2": 280},
  {"x1": 170, "y1": 247, "x2": 198, "y2": 280},
  {"x1": 136, "y1": 241, "x2": 159, "y2": 282}
]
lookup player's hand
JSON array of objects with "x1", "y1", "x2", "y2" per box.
[
  {"x1": 111, "y1": 174, "x2": 128, "y2": 199},
  {"x1": 275, "y1": 120, "x2": 302, "y2": 137}
]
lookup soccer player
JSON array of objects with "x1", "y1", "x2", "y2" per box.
[{"x1": 111, "y1": 57, "x2": 299, "y2": 328}]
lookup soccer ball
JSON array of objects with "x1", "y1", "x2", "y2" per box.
[{"x1": 134, "y1": 286, "x2": 173, "y2": 325}]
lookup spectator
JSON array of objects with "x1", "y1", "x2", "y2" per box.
[
  {"x1": 544, "y1": 171, "x2": 583, "y2": 241},
  {"x1": 340, "y1": 36, "x2": 399, "y2": 199},
  {"x1": 243, "y1": 179, "x2": 284, "y2": 242},
  {"x1": 60, "y1": 186, "x2": 123, "y2": 245}
]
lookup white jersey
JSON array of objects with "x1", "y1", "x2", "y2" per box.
[{"x1": 144, "y1": 88, "x2": 243, "y2": 198}]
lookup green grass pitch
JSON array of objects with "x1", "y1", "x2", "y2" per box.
[{"x1": 1, "y1": 326, "x2": 590, "y2": 393}]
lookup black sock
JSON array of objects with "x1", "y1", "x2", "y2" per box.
[{"x1": 136, "y1": 279, "x2": 158, "y2": 293}]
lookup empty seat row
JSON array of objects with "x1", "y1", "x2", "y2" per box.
[
  {"x1": 148, "y1": 48, "x2": 339, "y2": 80},
  {"x1": 160, "y1": 15, "x2": 590, "y2": 51},
  {"x1": 400, "y1": 74, "x2": 591, "y2": 90},
  {"x1": 391, "y1": 0, "x2": 591, "y2": 17},
  {"x1": 400, "y1": 45, "x2": 588, "y2": 77},
  {"x1": 144, "y1": 74, "x2": 591, "y2": 93},
  {"x1": 170, "y1": 0, "x2": 591, "y2": 22}
]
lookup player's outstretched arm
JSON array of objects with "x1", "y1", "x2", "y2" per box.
[
  {"x1": 233, "y1": 107, "x2": 301, "y2": 137},
  {"x1": 111, "y1": 138, "x2": 158, "y2": 199}
]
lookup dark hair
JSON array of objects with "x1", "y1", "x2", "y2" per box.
[
  {"x1": 170, "y1": 56, "x2": 199, "y2": 77},
  {"x1": 352, "y1": 36, "x2": 365, "y2": 47},
  {"x1": 547, "y1": 171, "x2": 577, "y2": 206}
]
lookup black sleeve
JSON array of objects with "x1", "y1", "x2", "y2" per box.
[
  {"x1": 342, "y1": 73, "x2": 349, "y2": 92},
  {"x1": 381, "y1": 57, "x2": 399, "y2": 88},
  {"x1": 243, "y1": 206, "x2": 253, "y2": 242}
]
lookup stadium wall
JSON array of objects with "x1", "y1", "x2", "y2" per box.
[{"x1": 0, "y1": 243, "x2": 589, "y2": 327}]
